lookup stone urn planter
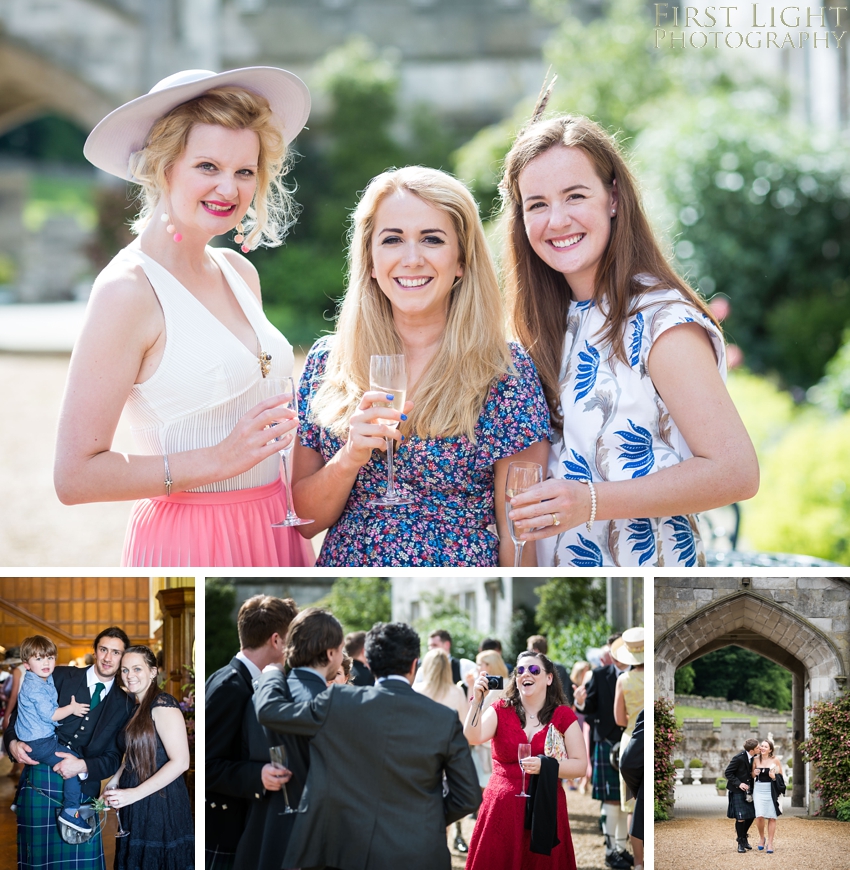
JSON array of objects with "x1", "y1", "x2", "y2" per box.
[{"x1": 689, "y1": 759, "x2": 703, "y2": 785}]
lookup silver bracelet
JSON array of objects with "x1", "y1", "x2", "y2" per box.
[
  {"x1": 163, "y1": 454, "x2": 173, "y2": 497},
  {"x1": 582, "y1": 479, "x2": 596, "y2": 532}
]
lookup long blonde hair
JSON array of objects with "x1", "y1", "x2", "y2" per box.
[
  {"x1": 309, "y1": 166, "x2": 512, "y2": 440},
  {"x1": 418, "y1": 648, "x2": 458, "y2": 701},
  {"x1": 476, "y1": 649, "x2": 509, "y2": 680},
  {"x1": 500, "y1": 115, "x2": 718, "y2": 435},
  {"x1": 129, "y1": 86, "x2": 297, "y2": 249}
]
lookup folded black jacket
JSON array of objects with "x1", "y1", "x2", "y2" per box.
[{"x1": 524, "y1": 754, "x2": 561, "y2": 855}]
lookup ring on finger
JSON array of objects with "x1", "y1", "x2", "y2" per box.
[{"x1": 551, "y1": 512, "x2": 560, "y2": 527}]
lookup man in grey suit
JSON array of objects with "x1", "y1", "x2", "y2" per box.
[
  {"x1": 236, "y1": 608, "x2": 344, "y2": 870},
  {"x1": 255, "y1": 621, "x2": 481, "y2": 870}
]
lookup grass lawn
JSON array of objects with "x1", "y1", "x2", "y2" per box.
[{"x1": 675, "y1": 704, "x2": 792, "y2": 728}]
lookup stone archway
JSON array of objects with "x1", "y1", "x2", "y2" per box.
[{"x1": 656, "y1": 585, "x2": 848, "y2": 813}]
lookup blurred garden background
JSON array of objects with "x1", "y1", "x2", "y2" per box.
[{"x1": 1, "y1": 0, "x2": 850, "y2": 564}]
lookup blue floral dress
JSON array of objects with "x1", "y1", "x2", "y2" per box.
[
  {"x1": 298, "y1": 338, "x2": 551, "y2": 566},
  {"x1": 538, "y1": 286, "x2": 726, "y2": 568}
]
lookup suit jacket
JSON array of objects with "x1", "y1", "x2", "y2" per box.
[
  {"x1": 205, "y1": 656, "x2": 266, "y2": 854},
  {"x1": 255, "y1": 671, "x2": 481, "y2": 870},
  {"x1": 725, "y1": 749, "x2": 756, "y2": 811},
  {"x1": 234, "y1": 668, "x2": 328, "y2": 870},
  {"x1": 3, "y1": 665, "x2": 134, "y2": 797},
  {"x1": 580, "y1": 663, "x2": 624, "y2": 743},
  {"x1": 350, "y1": 659, "x2": 375, "y2": 687}
]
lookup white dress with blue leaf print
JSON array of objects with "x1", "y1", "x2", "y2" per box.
[{"x1": 537, "y1": 286, "x2": 726, "y2": 568}]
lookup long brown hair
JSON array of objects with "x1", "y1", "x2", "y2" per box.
[
  {"x1": 503, "y1": 650, "x2": 566, "y2": 729},
  {"x1": 121, "y1": 645, "x2": 160, "y2": 783},
  {"x1": 500, "y1": 115, "x2": 719, "y2": 435}
]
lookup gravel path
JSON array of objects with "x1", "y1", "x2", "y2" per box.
[{"x1": 655, "y1": 816, "x2": 850, "y2": 870}]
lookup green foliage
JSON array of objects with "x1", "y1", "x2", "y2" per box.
[
  {"x1": 547, "y1": 617, "x2": 613, "y2": 671},
  {"x1": 205, "y1": 579, "x2": 238, "y2": 680},
  {"x1": 413, "y1": 593, "x2": 484, "y2": 662},
  {"x1": 535, "y1": 577, "x2": 606, "y2": 633},
  {"x1": 673, "y1": 758, "x2": 684, "y2": 768},
  {"x1": 314, "y1": 577, "x2": 391, "y2": 635},
  {"x1": 655, "y1": 698, "x2": 680, "y2": 811},
  {"x1": 716, "y1": 777, "x2": 727, "y2": 790},
  {"x1": 836, "y1": 798, "x2": 850, "y2": 822},
  {"x1": 689, "y1": 758, "x2": 703, "y2": 768},
  {"x1": 675, "y1": 663, "x2": 695, "y2": 694},
  {"x1": 637, "y1": 89, "x2": 850, "y2": 389},
  {"x1": 799, "y1": 691, "x2": 850, "y2": 816},
  {"x1": 742, "y1": 410, "x2": 850, "y2": 563},
  {"x1": 809, "y1": 328, "x2": 850, "y2": 414},
  {"x1": 690, "y1": 647, "x2": 792, "y2": 711},
  {"x1": 654, "y1": 799, "x2": 670, "y2": 821},
  {"x1": 674, "y1": 705, "x2": 761, "y2": 728},
  {"x1": 0, "y1": 114, "x2": 89, "y2": 164}
]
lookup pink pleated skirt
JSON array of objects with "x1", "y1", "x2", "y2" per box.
[{"x1": 121, "y1": 478, "x2": 315, "y2": 568}]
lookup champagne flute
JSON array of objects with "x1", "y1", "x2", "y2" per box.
[
  {"x1": 517, "y1": 743, "x2": 532, "y2": 797},
  {"x1": 367, "y1": 354, "x2": 412, "y2": 507},
  {"x1": 268, "y1": 745, "x2": 297, "y2": 815},
  {"x1": 505, "y1": 461, "x2": 543, "y2": 568},
  {"x1": 114, "y1": 807, "x2": 129, "y2": 838},
  {"x1": 265, "y1": 376, "x2": 313, "y2": 527}
]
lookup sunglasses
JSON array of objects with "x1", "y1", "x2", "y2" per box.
[{"x1": 516, "y1": 664, "x2": 542, "y2": 676}]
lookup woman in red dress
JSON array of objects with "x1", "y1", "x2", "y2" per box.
[{"x1": 463, "y1": 651, "x2": 587, "y2": 869}]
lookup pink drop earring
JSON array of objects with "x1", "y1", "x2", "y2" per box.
[
  {"x1": 234, "y1": 222, "x2": 249, "y2": 253},
  {"x1": 160, "y1": 212, "x2": 182, "y2": 243}
]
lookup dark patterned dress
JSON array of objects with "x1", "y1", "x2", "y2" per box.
[
  {"x1": 114, "y1": 693, "x2": 194, "y2": 870},
  {"x1": 298, "y1": 339, "x2": 551, "y2": 566},
  {"x1": 466, "y1": 702, "x2": 578, "y2": 870}
]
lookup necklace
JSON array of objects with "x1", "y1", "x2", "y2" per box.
[{"x1": 257, "y1": 336, "x2": 272, "y2": 378}]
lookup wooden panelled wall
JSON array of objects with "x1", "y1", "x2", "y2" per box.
[{"x1": 0, "y1": 578, "x2": 152, "y2": 662}]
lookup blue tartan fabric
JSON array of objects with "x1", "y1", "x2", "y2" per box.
[
  {"x1": 16, "y1": 763, "x2": 105, "y2": 870},
  {"x1": 727, "y1": 785, "x2": 757, "y2": 821},
  {"x1": 591, "y1": 739, "x2": 621, "y2": 802}
]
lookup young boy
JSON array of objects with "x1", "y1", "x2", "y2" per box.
[{"x1": 16, "y1": 635, "x2": 91, "y2": 833}]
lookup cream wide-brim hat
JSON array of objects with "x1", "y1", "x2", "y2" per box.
[
  {"x1": 610, "y1": 627, "x2": 644, "y2": 666},
  {"x1": 84, "y1": 67, "x2": 311, "y2": 181}
]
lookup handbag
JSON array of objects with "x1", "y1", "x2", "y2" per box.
[{"x1": 544, "y1": 723, "x2": 569, "y2": 762}]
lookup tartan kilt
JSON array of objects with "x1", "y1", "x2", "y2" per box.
[
  {"x1": 591, "y1": 739, "x2": 621, "y2": 802},
  {"x1": 727, "y1": 786, "x2": 756, "y2": 821},
  {"x1": 16, "y1": 764, "x2": 105, "y2": 870}
]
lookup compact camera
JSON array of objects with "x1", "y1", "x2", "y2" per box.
[{"x1": 484, "y1": 674, "x2": 504, "y2": 690}]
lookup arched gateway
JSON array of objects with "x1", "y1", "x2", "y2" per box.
[{"x1": 655, "y1": 578, "x2": 850, "y2": 814}]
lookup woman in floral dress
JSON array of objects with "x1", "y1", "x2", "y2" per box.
[
  {"x1": 503, "y1": 114, "x2": 759, "y2": 567},
  {"x1": 291, "y1": 166, "x2": 550, "y2": 567}
]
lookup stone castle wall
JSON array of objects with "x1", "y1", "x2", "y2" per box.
[{"x1": 674, "y1": 693, "x2": 790, "y2": 718}]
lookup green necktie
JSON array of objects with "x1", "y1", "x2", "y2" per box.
[{"x1": 90, "y1": 682, "x2": 104, "y2": 709}]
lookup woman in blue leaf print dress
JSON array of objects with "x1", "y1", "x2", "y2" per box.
[
  {"x1": 503, "y1": 115, "x2": 759, "y2": 567},
  {"x1": 290, "y1": 166, "x2": 551, "y2": 567}
]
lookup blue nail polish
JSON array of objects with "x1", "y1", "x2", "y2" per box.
[
  {"x1": 400, "y1": 414, "x2": 408, "y2": 421},
  {"x1": 401, "y1": 435, "x2": 405, "y2": 441},
  {"x1": 386, "y1": 394, "x2": 394, "y2": 400}
]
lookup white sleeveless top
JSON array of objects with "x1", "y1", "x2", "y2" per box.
[{"x1": 121, "y1": 245, "x2": 294, "y2": 493}]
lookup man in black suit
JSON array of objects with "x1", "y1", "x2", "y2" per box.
[
  {"x1": 205, "y1": 594, "x2": 298, "y2": 870},
  {"x1": 236, "y1": 608, "x2": 345, "y2": 870},
  {"x1": 4, "y1": 626, "x2": 135, "y2": 864},
  {"x1": 574, "y1": 634, "x2": 631, "y2": 870},
  {"x1": 255, "y1": 621, "x2": 482, "y2": 870},
  {"x1": 725, "y1": 738, "x2": 760, "y2": 852},
  {"x1": 344, "y1": 631, "x2": 374, "y2": 686}
]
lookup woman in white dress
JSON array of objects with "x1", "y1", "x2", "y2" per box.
[
  {"x1": 54, "y1": 68, "x2": 315, "y2": 567},
  {"x1": 752, "y1": 738, "x2": 783, "y2": 853},
  {"x1": 501, "y1": 113, "x2": 759, "y2": 567}
]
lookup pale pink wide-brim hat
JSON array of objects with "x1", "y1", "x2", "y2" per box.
[{"x1": 84, "y1": 67, "x2": 311, "y2": 181}]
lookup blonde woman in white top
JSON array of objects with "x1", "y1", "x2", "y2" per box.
[
  {"x1": 413, "y1": 649, "x2": 467, "y2": 720},
  {"x1": 54, "y1": 68, "x2": 315, "y2": 567}
]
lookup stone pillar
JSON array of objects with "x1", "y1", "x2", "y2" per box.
[
  {"x1": 156, "y1": 587, "x2": 195, "y2": 699},
  {"x1": 792, "y1": 673, "x2": 805, "y2": 808}
]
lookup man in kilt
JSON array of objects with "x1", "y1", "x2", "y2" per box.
[
  {"x1": 3, "y1": 627, "x2": 134, "y2": 870},
  {"x1": 574, "y1": 635, "x2": 632, "y2": 870},
  {"x1": 725, "y1": 738, "x2": 760, "y2": 852}
]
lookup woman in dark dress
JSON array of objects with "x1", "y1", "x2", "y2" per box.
[
  {"x1": 463, "y1": 651, "x2": 587, "y2": 869},
  {"x1": 102, "y1": 645, "x2": 193, "y2": 869}
]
